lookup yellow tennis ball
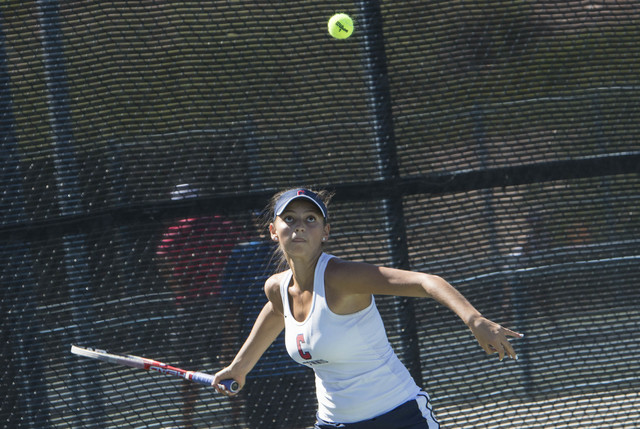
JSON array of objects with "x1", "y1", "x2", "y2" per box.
[{"x1": 328, "y1": 13, "x2": 354, "y2": 39}]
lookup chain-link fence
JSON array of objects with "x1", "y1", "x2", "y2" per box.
[{"x1": 1, "y1": 1, "x2": 639, "y2": 428}]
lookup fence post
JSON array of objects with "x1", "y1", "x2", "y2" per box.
[
  {"x1": 355, "y1": 0, "x2": 423, "y2": 386},
  {"x1": 36, "y1": 1, "x2": 104, "y2": 426},
  {"x1": 0, "y1": 19, "x2": 52, "y2": 427}
]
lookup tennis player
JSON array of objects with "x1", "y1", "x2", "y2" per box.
[{"x1": 213, "y1": 188, "x2": 523, "y2": 428}]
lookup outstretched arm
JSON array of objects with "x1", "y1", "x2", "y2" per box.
[
  {"x1": 419, "y1": 273, "x2": 523, "y2": 360},
  {"x1": 329, "y1": 259, "x2": 523, "y2": 360}
]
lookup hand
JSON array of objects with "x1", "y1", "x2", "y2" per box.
[
  {"x1": 212, "y1": 366, "x2": 245, "y2": 396},
  {"x1": 468, "y1": 316, "x2": 524, "y2": 361}
]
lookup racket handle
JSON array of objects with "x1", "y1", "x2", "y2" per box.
[
  {"x1": 221, "y1": 379, "x2": 240, "y2": 393},
  {"x1": 191, "y1": 372, "x2": 239, "y2": 393},
  {"x1": 190, "y1": 371, "x2": 215, "y2": 386}
]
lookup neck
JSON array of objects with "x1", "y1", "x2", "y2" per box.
[{"x1": 286, "y1": 250, "x2": 323, "y2": 292}]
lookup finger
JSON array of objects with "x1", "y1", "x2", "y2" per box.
[
  {"x1": 218, "y1": 382, "x2": 236, "y2": 396},
  {"x1": 479, "y1": 341, "x2": 497, "y2": 355},
  {"x1": 482, "y1": 342, "x2": 496, "y2": 355},
  {"x1": 502, "y1": 328, "x2": 524, "y2": 339},
  {"x1": 503, "y1": 341, "x2": 517, "y2": 360},
  {"x1": 211, "y1": 380, "x2": 226, "y2": 395},
  {"x1": 212, "y1": 374, "x2": 229, "y2": 395},
  {"x1": 495, "y1": 343, "x2": 506, "y2": 361},
  {"x1": 216, "y1": 382, "x2": 236, "y2": 396}
]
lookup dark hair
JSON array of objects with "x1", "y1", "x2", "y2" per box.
[{"x1": 261, "y1": 187, "x2": 334, "y2": 272}]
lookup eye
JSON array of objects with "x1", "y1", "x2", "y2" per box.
[
  {"x1": 283, "y1": 215, "x2": 294, "y2": 223},
  {"x1": 306, "y1": 215, "x2": 318, "y2": 223}
]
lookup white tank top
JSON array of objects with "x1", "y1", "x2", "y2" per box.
[{"x1": 280, "y1": 253, "x2": 420, "y2": 423}]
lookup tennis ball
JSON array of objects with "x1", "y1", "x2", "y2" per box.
[{"x1": 328, "y1": 13, "x2": 354, "y2": 39}]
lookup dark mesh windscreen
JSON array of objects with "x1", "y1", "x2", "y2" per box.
[{"x1": 1, "y1": 1, "x2": 638, "y2": 427}]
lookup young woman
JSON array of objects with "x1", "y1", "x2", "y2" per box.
[{"x1": 213, "y1": 188, "x2": 523, "y2": 428}]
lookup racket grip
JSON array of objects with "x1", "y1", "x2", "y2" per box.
[
  {"x1": 191, "y1": 372, "x2": 239, "y2": 393},
  {"x1": 190, "y1": 371, "x2": 216, "y2": 386},
  {"x1": 221, "y1": 379, "x2": 240, "y2": 393}
]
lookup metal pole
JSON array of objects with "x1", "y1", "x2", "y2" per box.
[
  {"x1": 355, "y1": 0, "x2": 423, "y2": 385},
  {"x1": 36, "y1": 1, "x2": 104, "y2": 426},
  {"x1": 0, "y1": 17, "x2": 51, "y2": 427}
]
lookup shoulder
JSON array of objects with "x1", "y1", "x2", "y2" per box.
[
  {"x1": 324, "y1": 257, "x2": 374, "y2": 314},
  {"x1": 325, "y1": 257, "x2": 379, "y2": 295},
  {"x1": 264, "y1": 271, "x2": 288, "y2": 315},
  {"x1": 325, "y1": 257, "x2": 377, "y2": 286}
]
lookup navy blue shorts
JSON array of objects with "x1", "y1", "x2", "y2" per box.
[{"x1": 314, "y1": 392, "x2": 440, "y2": 429}]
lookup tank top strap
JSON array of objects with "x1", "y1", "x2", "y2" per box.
[
  {"x1": 279, "y1": 269, "x2": 294, "y2": 319},
  {"x1": 313, "y1": 253, "x2": 334, "y2": 302}
]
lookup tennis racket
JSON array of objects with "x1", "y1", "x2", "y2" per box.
[{"x1": 70, "y1": 345, "x2": 239, "y2": 393}]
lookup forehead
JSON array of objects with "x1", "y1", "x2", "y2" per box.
[{"x1": 281, "y1": 199, "x2": 323, "y2": 214}]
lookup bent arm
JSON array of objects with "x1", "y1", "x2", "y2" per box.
[{"x1": 213, "y1": 300, "x2": 284, "y2": 394}]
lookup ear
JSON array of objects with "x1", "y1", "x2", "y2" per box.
[
  {"x1": 269, "y1": 223, "x2": 278, "y2": 241},
  {"x1": 323, "y1": 223, "x2": 330, "y2": 242}
]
